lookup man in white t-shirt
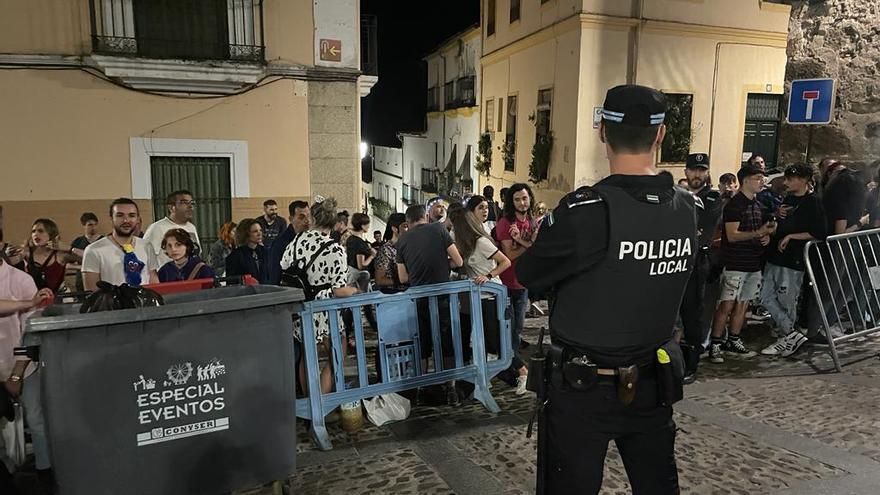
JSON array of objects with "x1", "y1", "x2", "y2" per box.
[
  {"x1": 143, "y1": 190, "x2": 201, "y2": 266},
  {"x1": 82, "y1": 198, "x2": 158, "y2": 290}
]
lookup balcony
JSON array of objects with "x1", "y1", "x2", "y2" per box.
[
  {"x1": 440, "y1": 75, "x2": 476, "y2": 110},
  {"x1": 89, "y1": 0, "x2": 265, "y2": 62},
  {"x1": 456, "y1": 75, "x2": 476, "y2": 108},
  {"x1": 427, "y1": 87, "x2": 440, "y2": 112},
  {"x1": 360, "y1": 14, "x2": 378, "y2": 77},
  {"x1": 444, "y1": 81, "x2": 456, "y2": 109},
  {"x1": 87, "y1": 0, "x2": 265, "y2": 93}
]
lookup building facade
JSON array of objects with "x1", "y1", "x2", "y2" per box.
[
  {"x1": 421, "y1": 26, "x2": 482, "y2": 199},
  {"x1": 480, "y1": 0, "x2": 791, "y2": 204},
  {"x1": 0, "y1": 0, "x2": 375, "y2": 246}
]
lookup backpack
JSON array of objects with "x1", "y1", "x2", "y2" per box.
[{"x1": 280, "y1": 233, "x2": 337, "y2": 301}]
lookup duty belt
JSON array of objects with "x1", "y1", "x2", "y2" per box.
[{"x1": 547, "y1": 343, "x2": 655, "y2": 405}]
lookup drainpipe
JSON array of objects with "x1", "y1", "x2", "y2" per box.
[
  {"x1": 628, "y1": 0, "x2": 645, "y2": 84},
  {"x1": 440, "y1": 53, "x2": 448, "y2": 192}
]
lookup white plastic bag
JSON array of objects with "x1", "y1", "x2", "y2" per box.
[
  {"x1": 1, "y1": 404, "x2": 27, "y2": 467},
  {"x1": 363, "y1": 393, "x2": 411, "y2": 427}
]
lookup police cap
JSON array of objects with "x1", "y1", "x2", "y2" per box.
[
  {"x1": 685, "y1": 153, "x2": 710, "y2": 169},
  {"x1": 601, "y1": 85, "x2": 667, "y2": 127}
]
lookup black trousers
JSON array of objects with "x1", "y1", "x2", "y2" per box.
[
  {"x1": 544, "y1": 378, "x2": 679, "y2": 495},
  {"x1": 680, "y1": 251, "x2": 711, "y2": 354}
]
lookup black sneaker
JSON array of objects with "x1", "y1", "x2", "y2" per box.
[
  {"x1": 723, "y1": 337, "x2": 757, "y2": 358},
  {"x1": 709, "y1": 342, "x2": 724, "y2": 364}
]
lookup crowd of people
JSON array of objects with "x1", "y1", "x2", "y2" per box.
[{"x1": 1, "y1": 153, "x2": 880, "y2": 491}]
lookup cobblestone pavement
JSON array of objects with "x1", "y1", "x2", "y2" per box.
[{"x1": 246, "y1": 309, "x2": 880, "y2": 495}]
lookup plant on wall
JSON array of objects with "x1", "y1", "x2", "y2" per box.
[
  {"x1": 501, "y1": 138, "x2": 516, "y2": 172},
  {"x1": 368, "y1": 197, "x2": 393, "y2": 222},
  {"x1": 660, "y1": 93, "x2": 693, "y2": 163},
  {"x1": 529, "y1": 132, "x2": 553, "y2": 183},
  {"x1": 476, "y1": 132, "x2": 492, "y2": 177}
]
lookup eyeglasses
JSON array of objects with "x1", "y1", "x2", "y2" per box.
[{"x1": 177, "y1": 200, "x2": 196, "y2": 206}]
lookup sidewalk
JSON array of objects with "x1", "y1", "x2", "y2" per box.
[{"x1": 273, "y1": 315, "x2": 880, "y2": 495}]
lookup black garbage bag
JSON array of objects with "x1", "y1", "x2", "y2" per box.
[{"x1": 80, "y1": 282, "x2": 164, "y2": 313}]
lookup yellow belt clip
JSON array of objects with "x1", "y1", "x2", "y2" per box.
[{"x1": 656, "y1": 348, "x2": 671, "y2": 364}]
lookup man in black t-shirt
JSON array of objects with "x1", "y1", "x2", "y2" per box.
[
  {"x1": 396, "y1": 205, "x2": 464, "y2": 405},
  {"x1": 821, "y1": 162, "x2": 867, "y2": 235},
  {"x1": 758, "y1": 164, "x2": 826, "y2": 357},
  {"x1": 709, "y1": 164, "x2": 776, "y2": 364}
]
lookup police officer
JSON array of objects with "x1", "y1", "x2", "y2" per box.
[
  {"x1": 679, "y1": 153, "x2": 723, "y2": 383},
  {"x1": 517, "y1": 85, "x2": 697, "y2": 494}
]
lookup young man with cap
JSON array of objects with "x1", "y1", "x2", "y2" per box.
[
  {"x1": 678, "y1": 152, "x2": 723, "y2": 383},
  {"x1": 517, "y1": 84, "x2": 696, "y2": 494},
  {"x1": 759, "y1": 163, "x2": 826, "y2": 357},
  {"x1": 708, "y1": 164, "x2": 777, "y2": 364}
]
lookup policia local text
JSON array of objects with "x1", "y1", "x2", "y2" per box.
[{"x1": 618, "y1": 238, "x2": 692, "y2": 276}]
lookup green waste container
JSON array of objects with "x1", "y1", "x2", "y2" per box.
[{"x1": 23, "y1": 285, "x2": 303, "y2": 495}]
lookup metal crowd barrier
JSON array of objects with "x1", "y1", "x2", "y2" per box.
[
  {"x1": 804, "y1": 228, "x2": 880, "y2": 372},
  {"x1": 294, "y1": 280, "x2": 512, "y2": 450}
]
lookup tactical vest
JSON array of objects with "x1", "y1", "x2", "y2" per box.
[{"x1": 553, "y1": 184, "x2": 697, "y2": 349}]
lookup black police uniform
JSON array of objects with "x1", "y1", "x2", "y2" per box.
[
  {"x1": 517, "y1": 85, "x2": 697, "y2": 495},
  {"x1": 678, "y1": 153, "x2": 723, "y2": 380}
]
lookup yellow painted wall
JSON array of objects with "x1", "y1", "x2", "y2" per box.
[
  {"x1": 0, "y1": 0, "x2": 316, "y2": 65},
  {"x1": 483, "y1": 0, "x2": 790, "y2": 197},
  {"x1": 0, "y1": 70, "x2": 311, "y2": 242},
  {"x1": 0, "y1": 0, "x2": 89, "y2": 54}
]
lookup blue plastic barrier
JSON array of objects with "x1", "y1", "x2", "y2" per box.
[{"x1": 294, "y1": 280, "x2": 512, "y2": 450}]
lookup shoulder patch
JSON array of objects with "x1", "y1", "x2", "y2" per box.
[{"x1": 567, "y1": 186, "x2": 604, "y2": 208}]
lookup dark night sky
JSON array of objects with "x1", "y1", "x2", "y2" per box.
[{"x1": 360, "y1": 0, "x2": 480, "y2": 147}]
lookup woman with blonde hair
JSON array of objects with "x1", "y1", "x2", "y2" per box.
[
  {"x1": 281, "y1": 197, "x2": 359, "y2": 393},
  {"x1": 8, "y1": 218, "x2": 74, "y2": 293}
]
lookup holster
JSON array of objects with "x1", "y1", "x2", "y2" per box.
[
  {"x1": 562, "y1": 360, "x2": 598, "y2": 391},
  {"x1": 616, "y1": 364, "x2": 638, "y2": 405},
  {"x1": 656, "y1": 340, "x2": 685, "y2": 407}
]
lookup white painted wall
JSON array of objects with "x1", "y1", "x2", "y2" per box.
[
  {"x1": 313, "y1": 0, "x2": 359, "y2": 69},
  {"x1": 372, "y1": 145, "x2": 405, "y2": 212}
]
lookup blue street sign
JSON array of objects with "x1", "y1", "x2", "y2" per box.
[{"x1": 787, "y1": 78, "x2": 835, "y2": 125}]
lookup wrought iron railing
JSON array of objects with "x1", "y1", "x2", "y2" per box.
[
  {"x1": 89, "y1": 0, "x2": 265, "y2": 62},
  {"x1": 457, "y1": 75, "x2": 476, "y2": 107},
  {"x1": 427, "y1": 87, "x2": 440, "y2": 112},
  {"x1": 360, "y1": 14, "x2": 378, "y2": 76},
  {"x1": 444, "y1": 81, "x2": 456, "y2": 108}
]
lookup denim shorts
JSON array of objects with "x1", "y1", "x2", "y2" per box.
[{"x1": 719, "y1": 269, "x2": 762, "y2": 303}]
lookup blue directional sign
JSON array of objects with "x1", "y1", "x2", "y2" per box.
[{"x1": 787, "y1": 78, "x2": 835, "y2": 125}]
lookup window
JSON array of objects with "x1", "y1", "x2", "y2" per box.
[
  {"x1": 91, "y1": 0, "x2": 264, "y2": 62},
  {"x1": 536, "y1": 88, "x2": 553, "y2": 139},
  {"x1": 485, "y1": 98, "x2": 495, "y2": 132},
  {"x1": 150, "y1": 156, "x2": 232, "y2": 247},
  {"x1": 505, "y1": 95, "x2": 518, "y2": 172},
  {"x1": 393, "y1": 188, "x2": 397, "y2": 208},
  {"x1": 434, "y1": 143, "x2": 439, "y2": 167},
  {"x1": 743, "y1": 94, "x2": 781, "y2": 168},
  {"x1": 497, "y1": 98, "x2": 503, "y2": 132},
  {"x1": 660, "y1": 93, "x2": 694, "y2": 163},
  {"x1": 487, "y1": 0, "x2": 496, "y2": 36},
  {"x1": 385, "y1": 185, "x2": 390, "y2": 203},
  {"x1": 510, "y1": 0, "x2": 521, "y2": 22}
]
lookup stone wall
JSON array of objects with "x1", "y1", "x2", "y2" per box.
[
  {"x1": 308, "y1": 80, "x2": 361, "y2": 214},
  {"x1": 779, "y1": 0, "x2": 880, "y2": 168}
]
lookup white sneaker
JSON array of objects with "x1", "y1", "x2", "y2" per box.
[
  {"x1": 760, "y1": 336, "x2": 789, "y2": 356},
  {"x1": 515, "y1": 375, "x2": 529, "y2": 395},
  {"x1": 780, "y1": 332, "x2": 808, "y2": 357}
]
